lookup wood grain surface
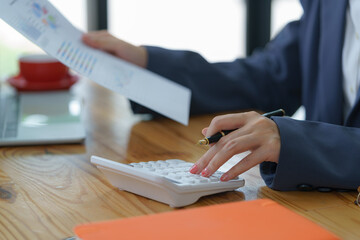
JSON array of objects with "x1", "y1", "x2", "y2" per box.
[{"x1": 0, "y1": 80, "x2": 359, "y2": 239}]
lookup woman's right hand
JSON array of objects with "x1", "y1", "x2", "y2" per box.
[{"x1": 82, "y1": 30, "x2": 148, "y2": 68}]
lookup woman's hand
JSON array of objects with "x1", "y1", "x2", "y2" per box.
[
  {"x1": 189, "y1": 111, "x2": 281, "y2": 181},
  {"x1": 82, "y1": 30, "x2": 148, "y2": 68}
]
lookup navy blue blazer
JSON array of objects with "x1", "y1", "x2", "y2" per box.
[{"x1": 132, "y1": 0, "x2": 360, "y2": 191}]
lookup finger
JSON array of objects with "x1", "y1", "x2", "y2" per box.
[
  {"x1": 82, "y1": 35, "x2": 110, "y2": 49},
  {"x1": 82, "y1": 31, "x2": 110, "y2": 46},
  {"x1": 83, "y1": 30, "x2": 108, "y2": 39},
  {"x1": 88, "y1": 36, "x2": 122, "y2": 52},
  {"x1": 82, "y1": 31, "x2": 147, "y2": 68},
  {"x1": 201, "y1": 134, "x2": 256, "y2": 177},
  {"x1": 190, "y1": 139, "x2": 226, "y2": 174},
  {"x1": 88, "y1": 30, "x2": 110, "y2": 36},
  {"x1": 83, "y1": 31, "x2": 127, "y2": 54},
  {"x1": 82, "y1": 34, "x2": 97, "y2": 47},
  {"x1": 201, "y1": 127, "x2": 208, "y2": 136},
  {"x1": 206, "y1": 114, "x2": 242, "y2": 137},
  {"x1": 206, "y1": 111, "x2": 259, "y2": 137},
  {"x1": 192, "y1": 126, "x2": 251, "y2": 174},
  {"x1": 220, "y1": 147, "x2": 265, "y2": 181}
]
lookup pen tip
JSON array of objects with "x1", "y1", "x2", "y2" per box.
[{"x1": 197, "y1": 140, "x2": 207, "y2": 146}]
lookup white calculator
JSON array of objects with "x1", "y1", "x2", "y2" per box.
[{"x1": 91, "y1": 155, "x2": 245, "y2": 207}]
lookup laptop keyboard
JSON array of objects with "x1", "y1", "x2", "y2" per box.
[{"x1": 0, "y1": 95, "x2": 19, "y2": 138}]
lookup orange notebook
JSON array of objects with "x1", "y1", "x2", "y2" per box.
[{"x1": 74, "y1": 199, "x2": 339, "y2": 240}]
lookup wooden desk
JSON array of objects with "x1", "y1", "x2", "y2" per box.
[{"x1": 0, "y1": 81, "x2": 359, "y2": 240}]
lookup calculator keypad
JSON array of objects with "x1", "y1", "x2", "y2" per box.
[{"x1": 129, "y1": 159, "x2": 236, "y2": 185}]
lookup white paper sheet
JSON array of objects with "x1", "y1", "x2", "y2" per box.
[{"x1": 0, "y1": 0, "x2": 191, "y2": 125}]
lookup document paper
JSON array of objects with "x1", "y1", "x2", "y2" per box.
[{"x1": 0, "y1": 0, "x2": 191, "y2": 125}]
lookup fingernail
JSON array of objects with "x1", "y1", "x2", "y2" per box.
[
  {"x1": 220, "y1": 173, "x2": 229, "y2": 181},
  {"x1": 201, "y1": 168, "x2": 210, "y2": 177},
  {"x1": 189, "y1": 164, "x2": 198, "y2": 174}
]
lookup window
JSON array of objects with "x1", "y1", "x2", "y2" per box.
[
  {"x1": 109, "y1": 0, "x2": 246, "y2": 62},
  {"x1": 271, "y1": 0, "x2": 303, "y2": 38}
]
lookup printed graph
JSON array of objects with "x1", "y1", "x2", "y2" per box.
[
  {"x1": 56, "y1": 41, "x2": 97, "y2": 75},
  {"x1": 31, "y1": 2, "x2": 58, "y2": 30},
  {"x1": 112, "y1": 65, "x2": 134, "y2": 88},
  {"x1": 9, "y1": 1, "x2": 59, "y2": 41}
]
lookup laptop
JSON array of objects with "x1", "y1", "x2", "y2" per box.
[{"x1": 0, "y1": 84, "x2": 85, "y2": 146}]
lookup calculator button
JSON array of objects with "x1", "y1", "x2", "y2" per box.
[
  {"x1": 212, "y1": 172, "x2": 222, "y2": 178},
  {"x1": 168, "y1": 173, "x2": 177, "y2": 178},
  {"x1": 199, "y1": 178, "x2": 210, "y2": 183},
  {"x1": 165, "y1": 159, "x2": 184, "y2": 164},
  {"x1": 184, "y1": 178, "x2": 195, "y2": 184},
  {"x1": 210, "y1": 177, "x2": 219, "y2": 182}
]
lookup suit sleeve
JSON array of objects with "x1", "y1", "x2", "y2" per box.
[
  {"x1": 131, "y1": 19, "x2": 303, "y2": 117},
  {"x1": 261, "y1": 117, "x2": 360, "y2": 191}
]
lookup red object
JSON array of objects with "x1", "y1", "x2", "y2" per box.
[
  {"x1": 8, "y1": 73, "x2": 78, "y2": 91},
  {"x1": 19, "y1": 55, "x2": 69, "y2": 82},
  {"x1": 7, "y1": 54, "x2": 78, "y2": 91}
]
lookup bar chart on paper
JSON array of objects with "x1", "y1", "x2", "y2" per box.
[{"x1": 57, "y1": 41, "x2": 98, "y2": 75}]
